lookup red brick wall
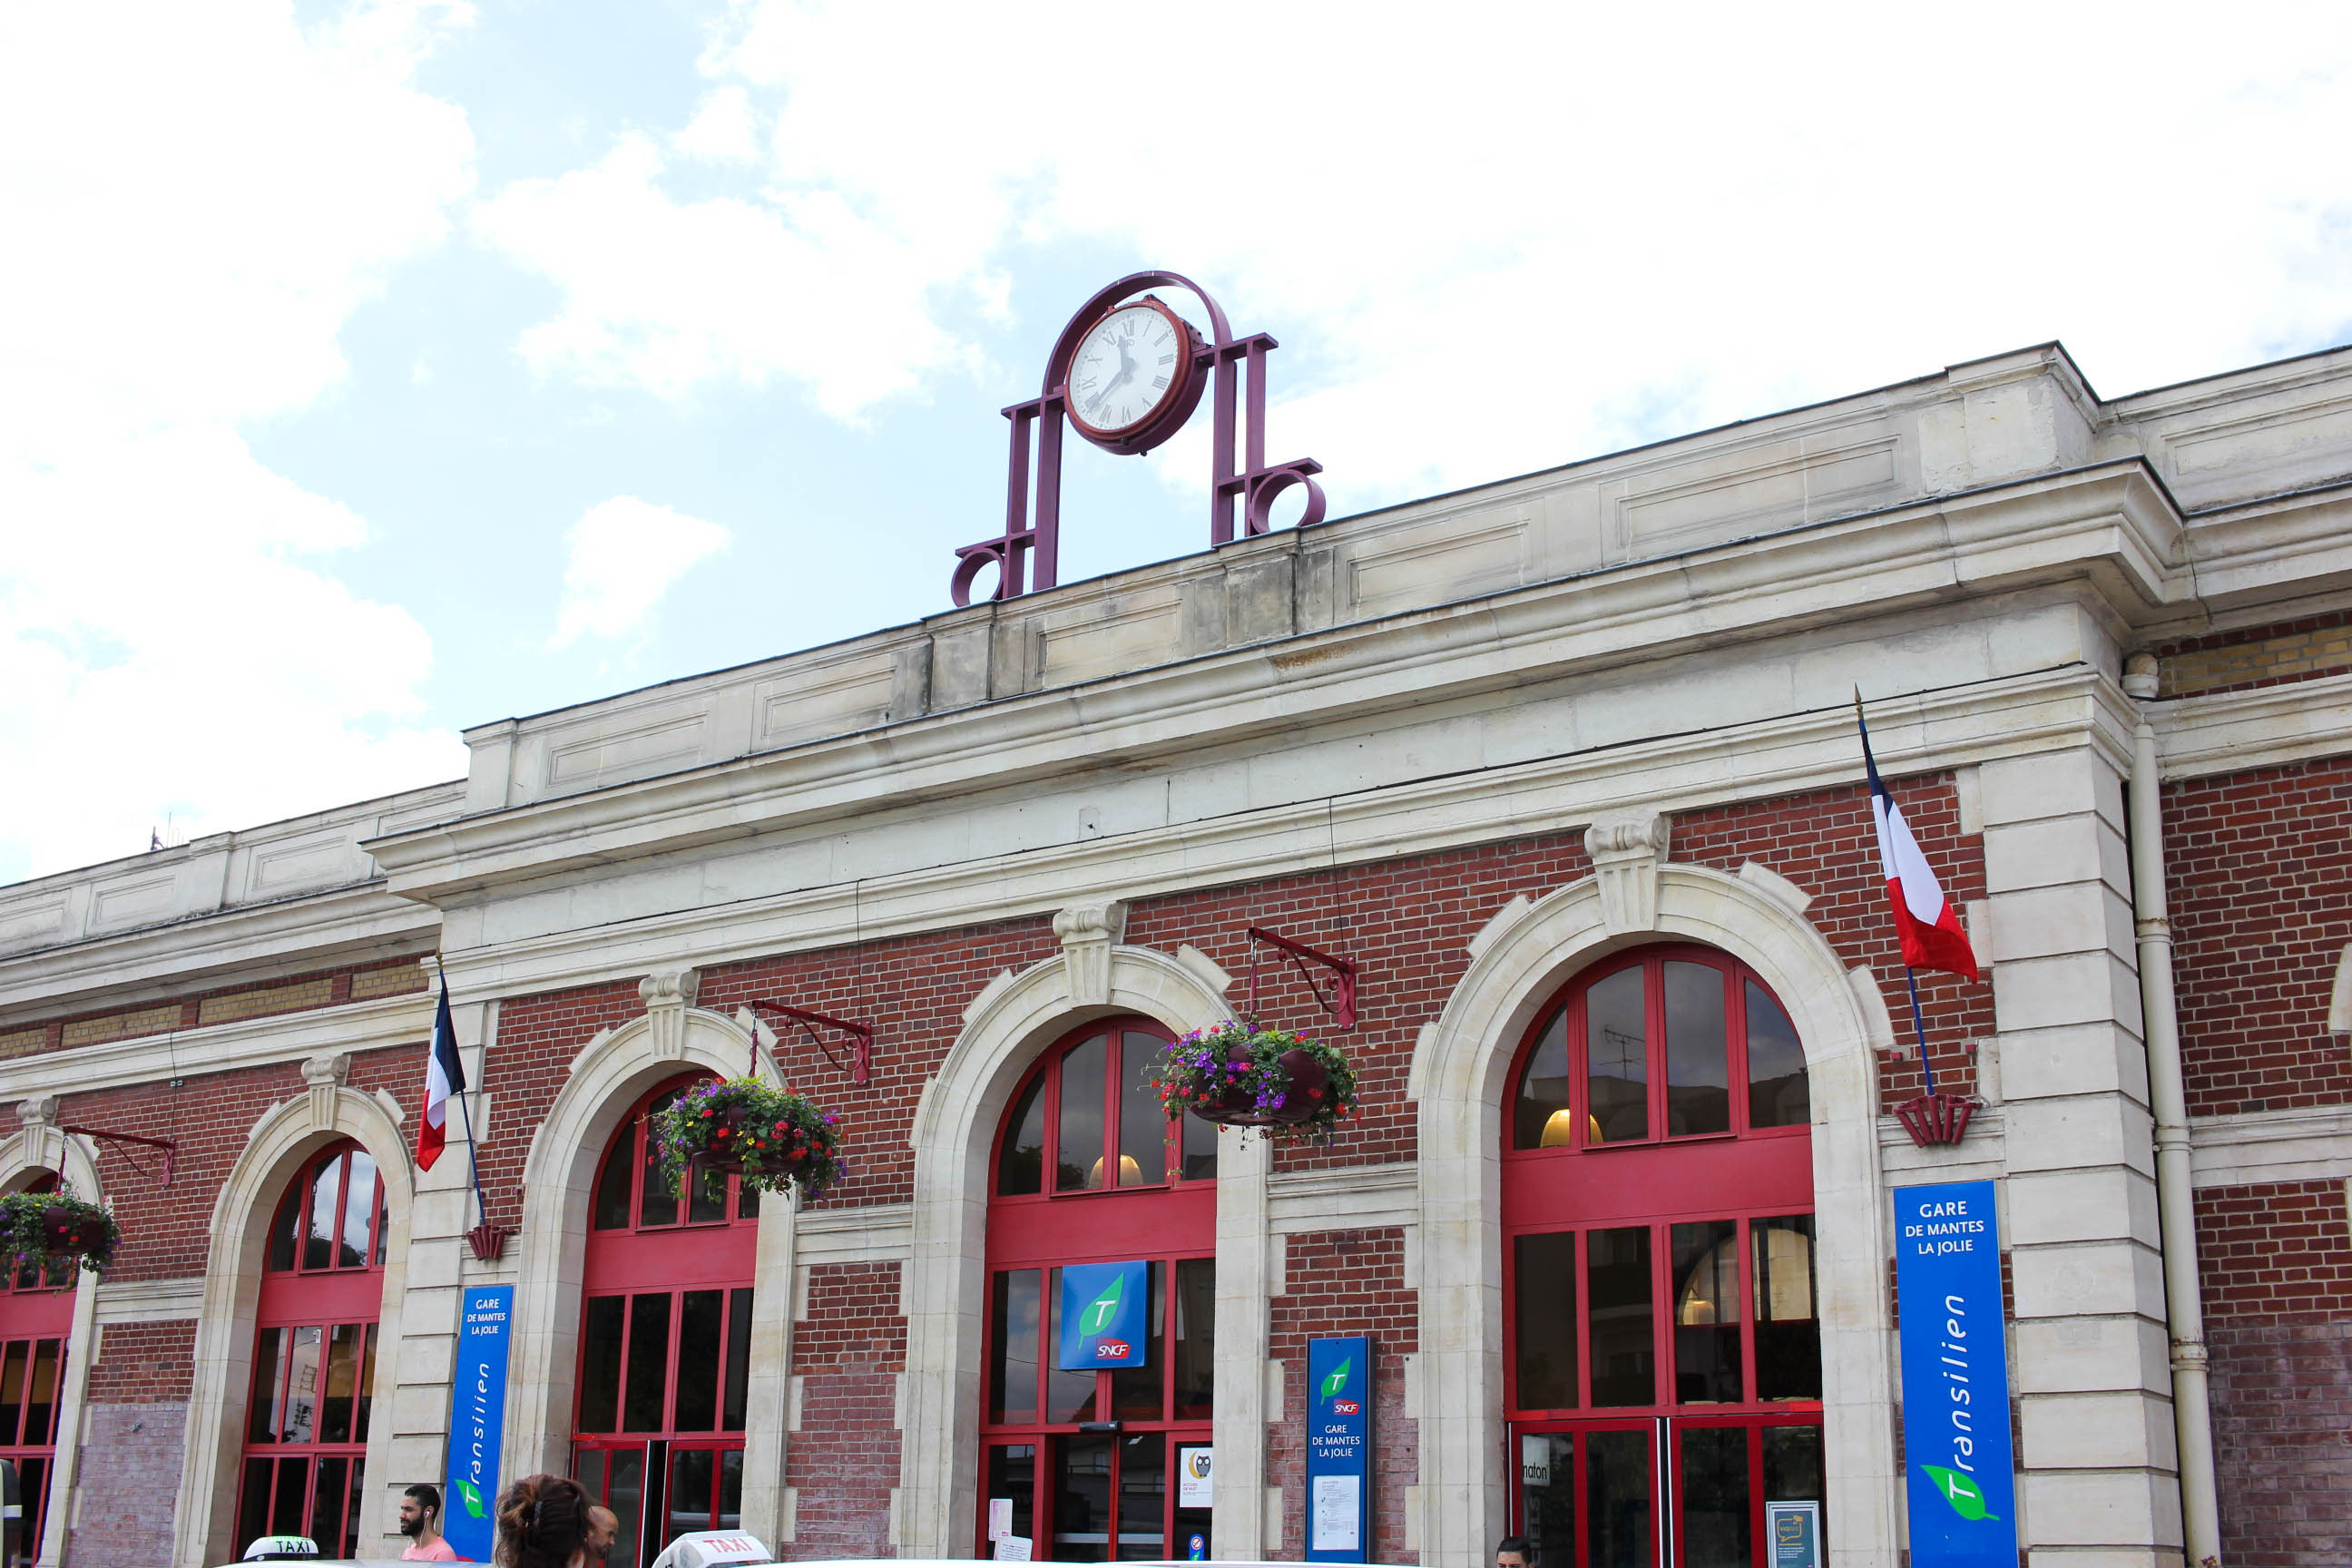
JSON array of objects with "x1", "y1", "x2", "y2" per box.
[
  {"x1": 2152, "y1": 610, "x2": 2352, "y2": 698},
  {"x1": 2164, "y1": 758, "x2": 2352, "y2": 1117},
  {"x1": 2198, "y1": 1179, "x2": 2352, "y2": 1567},
  {"x1": 86, "y1": 1318, "x2": 196, "y2": 1402},
  {"x1": 1266, "y1": 1228, "x2": 1418, "y2": 1564},
  {"x1": 474, "y1": 977, "x2": 645, "y2": 1230},
  {"x1": 782, "y1": 1260, "x2": 905, "y2": 1558},
  {"x1": 67, "y1": 1397, "x2": 187, "y2": 1566}
]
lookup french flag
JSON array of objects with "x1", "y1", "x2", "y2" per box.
[
  {"x1": 417, "y1": 967, "x2": 466, "y2": 1171},
  {"x1": 1857, "y1": 702, "x2": 1979, "y2": 982}
]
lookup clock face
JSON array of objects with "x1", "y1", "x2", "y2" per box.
[{"x1": 1067, "y1": 303, "x2": 1188, "y2": 436}]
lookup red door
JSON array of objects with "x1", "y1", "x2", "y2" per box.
[{"x1": 0, "y1": 1175, "x2": 74, "y2": 1564}]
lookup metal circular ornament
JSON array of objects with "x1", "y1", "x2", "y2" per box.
[{"x1": 1063, "y1": 295, "x2": 1207, "y2": 455}]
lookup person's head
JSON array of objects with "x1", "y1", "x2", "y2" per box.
[
  {"x1": 495, "y1": 1474, "x2": 593, "y2": 1568},
  {"x1": 584, "y1": 1505, "x2": 618, "y2": 1563},
  {"x1": 400, "y1": 1485, "x2": 444, "y2": 1540},
  {"x1": 1496, "y1": 1536, "x2": 1536, "y2": 1568}
]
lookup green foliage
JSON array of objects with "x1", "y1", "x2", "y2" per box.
[
  {"x1": 0, "y1": 1190, "x2": 119, "y2": 1279},
  {"x1": 1150, "y1": 1021, "x2": 1361, "y2": 1145},
  {"x1": 649, "y1": 1077, "x2": 849, "y2": 1201}
]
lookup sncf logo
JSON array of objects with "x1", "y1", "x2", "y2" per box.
[
  {"x1": 1094, "y1": 1339, "x2": 1132, "y2": 1359},
  {"x1": 1332, "y1": 1399, "x2": 1361, "y2": 1415}
]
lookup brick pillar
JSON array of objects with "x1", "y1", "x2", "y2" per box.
[{"x1": 1978, "y1": 745, "x2": 2181, "y2": 1565}]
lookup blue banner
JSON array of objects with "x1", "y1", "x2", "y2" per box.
[
  {"x1": 1056, "y1": 1260, "x2": 1150, "y2": 1369},
  {"x1": 445, "y1": 1284, "x2": 514, "y2": 1563},
  {"x1": 1304, "y1": 1335, "x2": 1370, "y2": 1563},
  {"x1": 1893, "y1": 1181, "x2": 2018, "y2": 1568}
]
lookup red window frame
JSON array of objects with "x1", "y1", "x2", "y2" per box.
[
  {"x1": 572, "y1": 1075, "x2": 760, "y2": 1568},
  {"x1": 0, "y1": 1172, "x2": 72, "y2": 1562},
  {"x1": 235, "y1": 1142, "x2": 387, "y2": 1558},
  {"x1": 979, "y1": 1020, "x2": 1215, "y2": 1562},
  {"x1": 1501, "y1": 946, "x2": 1823, "y2": 1567}
]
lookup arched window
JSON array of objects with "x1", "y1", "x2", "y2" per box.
[
  {"x1": 981, "y1": 1020, "x2": 1215, "y2": 1563},
  {"x1": 572, "y1": 1077, "x2": 760, "y2": 1568},
  {"x1": 1502, "y1": 946, "x2": 1822, "y2": 1568},
  {"x1": 0, "y1": 1173, "x2": 71, "y2": 1559},
  {"x1": 235, "y1": 1142, "x2": 386, "y2": 1558}
]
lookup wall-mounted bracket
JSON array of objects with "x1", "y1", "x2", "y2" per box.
[
  {"x1": 1245, "y1": 926, "x2": 1358, "y2": 1031},
  {"x1": 62, "y1": 1123, "x2": 178, "y2": 1186},
  {"x1": 747, "y1": 1001, "x2": 874, "y2": 1087}
]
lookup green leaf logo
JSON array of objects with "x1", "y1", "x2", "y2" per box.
[
  {"x1": 1080, "y1": 1272, "x2": 1125, "y2": 1336},
  {"x1": 1320, "y1": 1357, "x2": 1353, "y2": 1401},
  {"x1": 457, "y1": 1478, "x2": 486, "y2": 1519},
  {"x1": 1919, "y1": 1465, "x2": 1998, "y2": 1522}
]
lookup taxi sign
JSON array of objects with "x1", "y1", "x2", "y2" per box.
[
  {"x1": 649, "y1": 1530, "x2": 777, "y2": 1568},
  {"x1": 241, "y1": 1537, "x2": 320, "y2": 1561}
]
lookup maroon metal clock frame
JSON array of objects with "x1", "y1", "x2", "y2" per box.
[
  {"x1": 949, "y1": 270, "x2": 1328, "y2": 606},
  {"x1": 1063, "y1": 295, "x2": 1209, "y2": 454}
]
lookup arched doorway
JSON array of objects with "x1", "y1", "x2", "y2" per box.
[
  {"x1": 980, "y1": 1018, "x2": 1217, "y2": 1562},
  {"x1": 1503, "y1": 944, "x2": 1823, "y2": 1568},
  {"x1": 571, "y1": 1076, "x2": 760, "y2": 1568},
  {"x1": 0, "y1": 1173, "x2": 71, "y2": 1562},
  {"x1": 234, "y1": 1142, "x2": 386, "y2": 1557}
]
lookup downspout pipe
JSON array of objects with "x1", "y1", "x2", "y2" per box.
[{"x1": 2124, "y1": 652, "x2": 2222, "y2": 1566}]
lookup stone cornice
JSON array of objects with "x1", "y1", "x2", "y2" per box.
[
  {"x1": 2190, "y1": 1102, "x2": 2352, "y2": 1188},
  {"x1": 372, "y1": 464, "x2": 2182, "y2": 906},
  {"x1": 433, "y1": 662, "x2": 2132, "y2": 1001},
  {"x1": 2150, "y1": 669, "x2": 2352, "y2": 780}
]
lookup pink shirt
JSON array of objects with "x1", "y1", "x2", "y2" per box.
[{"x1": 402, "y1": 1539, "x2": 464, "y2": 1561}]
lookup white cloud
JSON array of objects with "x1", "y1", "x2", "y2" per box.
[
  {"x1": 0, "y1": 2, "x2": 477, "y2": 880},
  {"x1": 672, "y1": 84, "x2": 761, "y2": 163},
  {"x1": 479, "y1": 0, "x2": 2352, "y2": 502},
  {"x1": 548, "y1": 496, "x2": 731, "y2": 649}
]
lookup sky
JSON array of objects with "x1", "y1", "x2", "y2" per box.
[{"x1": 4, "y1": 0, "x2": 2350, "y2": 886}]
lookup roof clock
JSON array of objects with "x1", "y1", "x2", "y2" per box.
[{"x1": 950, "y1": 270, "x2": 1327, "y2": 606}]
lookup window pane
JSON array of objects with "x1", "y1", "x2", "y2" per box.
[
  {"x1": 1762, "y1": 1423, "x2": 1825, "y2": 1504},
  {"x1": 641, "y1": 1094, "x2": 681, "y2": 1228},
  {"x1": 670, "y1": 1446, "x2": 714, "y2": 1536},
  {"x1": 738, "y1": 1181, "x2": 761, "y2": 1220},
  {"x1": 1671, "y1": 1221, "x2": 1741, "y2": 1404},
  {"x1": 1585, "y1": 1428, "x2": 1651, "y2": 1568},
  {"x1": 987, "y1": 1444, "x2": 1037, "y2": 1550},
  {"x1": 1586, "y1": 1227, "x2": 1653, "y2": 1406},
  {"x1": 267, "y1": 1185, "x2": 300, "y2": 1271},
  {"x1": 342, "y1": 1457, "x2": 367, "y2": 1558},
  {"x1": 1052, "y1": 1433, "x2": 1114, "y2": 1563},
  {"x1": 1515, "y1": 1010, "x2": 1575, "y2": 1150},
  {"x1": 607, "y1": 1447, "x2": 646, "y2": 1568},
  {"x1": 1677, "y1": 1426, "x2": 1749, "y2": 1568},
  {"x1": 309, "y1": 1458, "x2": 349, "y2": 1559},
  {"x1": 574, "y1": 1445, "x2": 608, "y2": 1500},
  {"x1": 1521, "y1": 1432, "x2": 1576, "y2": 1568},
  {"x1": 341, "y1": 1152, "x2": 378, "y2": 1265},
  {"x1": 1116, "y1": 1432, "x2": 1167, "y2": 1560},
  {"x1": 1057, "y1": 1036, "x2": 1107, "y2": 1191},
  {"x1": 687, "y1": 1161, "x2": 730, "y2": 1226},
  {"x1": 673, "y1": 1291, "x2": 722, "y2": 1431},
  {"x1": 270, "y1": 1455, "x2": 309, "y2": 1538},
  {"x1": 237, "y1": 1456, "x2": 274, "y2": 1557},
  {"x1": 1746, "y1": 982, "x2": 1809, "y2": 1129},
  {"x1": 354, "y1": 1324, "x2": 377, "y2": 1442},
  {"x1": 246, "y1": 1328, "x2": 282, "y2": 1444},
  {"x1": 1585, "y1": 968, "x2": 1649, "y2": 1142},
  {"x1": 282, "y1": 1328, "x2": 322, "y2": 1443},
  {"x1": 1045, "y1": 1270, "x2": 1097, "y2": 1423},
  {"x1": 24, "y1": 1338, "x2": 55, "y2": 1444},
  {"x1": 1000, "y1": 1074, "x2": 1047, "y2": 1196},
  {"x1": 1513, "y1": 1232, "x2": 1578, "y2": 1410},
  {"x1": 1110, "y1": 1263, "x2": 1163, "y2": 1420},
  {"x1": 1179, "y1": 1097, "x2": 1218, "y2": 1181},
  {"x1": 305, "y1": 1156, "x2": 342, "y2": 1269},
  {"x1": 580, "y1": 1296, "x2": 625, "y2": 1433},
  {"x1": 990, "y1": 1271, "x2": 1041, "y2": 1426},
  {"x1": 718, "y1": 1448, "x2": 743, "y2": 1532},
  {"x1": 318, "y1": 1323, "x2": 363, "y2": 1444},
  {"x1": 1754, "y1": 1216, "x2": 1821, "y2": 1400},
  {"x1": 1171, "y1": 1259, "x2": 1215, "y2": 1420},
  {"x1": 1117, "y1": 1032, "x2": 1168, "y2": 1187},
  {"x1": 623, "y1": 1294, "x2": 672, "y2": 1432},
  {"x1": 722, "y1": 1289, "x2": 753, "y2": 1432},
  {"x1": 1663, "y1": 963, "x2": 1730, "y2": 1136},
  {"x1": 594, "y1": 1128, "x2": 636, "y2": 1230}
]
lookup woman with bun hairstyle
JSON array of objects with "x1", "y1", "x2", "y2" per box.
[{"x1": 495, "y1": 1474, "x2": 595, "y2": 1568}]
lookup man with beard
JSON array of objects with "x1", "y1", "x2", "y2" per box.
[{"x1": 398, "y1": 1483, "x2": 464, "y2": 1561}]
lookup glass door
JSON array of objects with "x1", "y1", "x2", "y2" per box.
[{"x1": 1512, "y1": 1416, "x2": 1824, "y2": 1568}]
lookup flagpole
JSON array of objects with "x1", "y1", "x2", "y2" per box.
[
  {"x1": 1902, "y1": 965, "x2": 1938, "y2": 1096},
  {"x1": 440, "y1": 960, "x2": 491, "y2": 1234}
]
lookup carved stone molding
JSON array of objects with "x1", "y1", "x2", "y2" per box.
[
  {"x1": 1054, "y1": 901, "x2": 1130, "y2": 1005},
  {"x1": 1584, "y1": 810, "x2": 1672, "y2": 934},
  {"x1": 14, "y1": 1096, "x2": 62, "y2": 1173},
  {"x1": 300, "y1": 1053, "x2": 350, "y2": 1131},
  {"x1": 641, "y1": 968, "x2": 702, "y2": 1060}
]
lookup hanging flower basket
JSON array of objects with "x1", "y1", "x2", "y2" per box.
[
  {"x1": 0, "y1": 1191, "x2": 119, "y2": 1279},
  {"x1": 651, "y1": 1078, "x2": 848, "y2": 1202},
  {"x1": 1152, "y1": 1022, "x2": 1360, "y2": 1145}
]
